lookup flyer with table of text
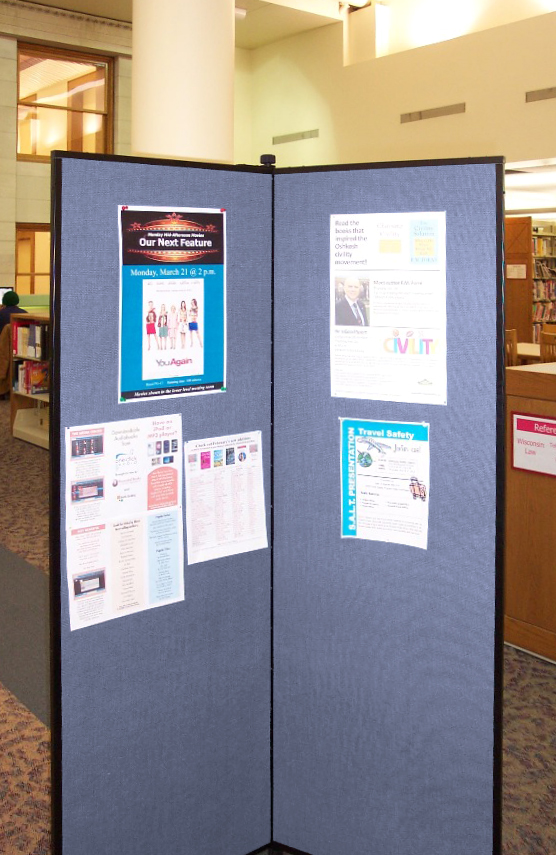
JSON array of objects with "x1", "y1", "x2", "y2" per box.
[
  {"x1": 331, "y1": 212, "x2": 447, "y2": 405},
  {"x1": 65, "y1": 414, "x2": 184, "y2": 630},
  {"x1": 341, "y1": 418, "x2": 430, "y2": 550},
  {"x1": 119, "y1": 205, "x2": 226, "y2": 402},
  {"x1": 184, "y1": 431, "x2": 268, "y2": 564}
]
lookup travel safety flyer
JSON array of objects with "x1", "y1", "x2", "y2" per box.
[
  {"x1": 65, "y1": 414, "x2": 184, "y2": 630},
  {"x1": 341, "y1": 418, "x2": 430, "y2": 550},
  {"x1": 512, "y1": 412, "x2": 556, "y2": 478},
  {"x1": 184, "y1": 431, "x2": 268, "y2": 564},
  {"x1": 119, "y1": 205, "x2": 226, "y2": 402},
  {"x1": 330, "y1": 212, "x2": 447, "y2": 405}
]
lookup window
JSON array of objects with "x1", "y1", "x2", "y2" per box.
[
  {"x1": 16, "y1": 225, "x2": 51, "y2": 295},
  {"x1": 17, "y1": 44, "x2": 113, "y2": 160}
]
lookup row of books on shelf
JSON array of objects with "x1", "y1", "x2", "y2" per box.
[
  {"x1": 11, "y1": 320, "x2": 50, "y2": 360},
  {"x1": 534, "y1": 260, "x2": 556, "y2": 279},
  {"x1": 15, "y1": 360, "x2": 49, "y2": 395},
  {"x1": 533, "y1": 278, "x2": 556, "y2": 301},
  {"x1": 533, "y1": 300, "x2": 556, "y2": 323},
  {"x1": 533, "y1": 235, "x2": 556, "y2": 257}
]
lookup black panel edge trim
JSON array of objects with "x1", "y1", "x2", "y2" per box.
[
  {"x1": 275, "y1": 155, "x2": 505, "y2": 174},
  {"x1": 49, "y1": 152, "x2": 64, "y2": 855},
  {"x1": 50, "y1": 149, "x2": 273, "y2": 174},
  {"x1": 270, "y1": 843, "x2": 314, "y2": 855},
  {"x1": 51, "y1": 150, "x2": 504, "y2": 177},
  {"x1": 270, "y1": 161, "x2": 276, "y2": 843},
  {"x1": 244, "y1": 845, "x2": 273, "y2": 855},
  {"x1": 492, "y1": 160, "x2": 506, "y2": 855},
  {"x1": 48, "y1": 152, "x2": 504, "y2": 855}
]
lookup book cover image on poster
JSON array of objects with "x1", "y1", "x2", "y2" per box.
[
  {"x1": 330, "y1": 212, "x2": 447, "y2": 406},
  {"x1": 65, "y1": 415, "x2": 185, "y2": 631},
  {"x1": 119, "y1": 206, "x2": 226, "y2": 402}
]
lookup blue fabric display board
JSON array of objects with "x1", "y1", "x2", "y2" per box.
[{"x1": 51, "y1": 153, "x2": 504, "y2": 855}]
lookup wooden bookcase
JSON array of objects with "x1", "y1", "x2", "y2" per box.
[
  {"x1": 532, "y1": 222, "x2": 556, "y2": 341},
  {"x1": 505, "y1": 366, "x2": 556, "y2": 661},
  {"x1": 505, "y1": 216, "x2": 556, "y2": 343},
  {"x1": 10, "y1": 312, "x2": 50, "y2": 449}
]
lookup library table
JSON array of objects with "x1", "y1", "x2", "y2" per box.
[
  {"x1": 516, "y1": 341, "x2": 541, "y2": 363},
  {"x1": 505, "y1": 362, "x2": 556, "y2": 662}
]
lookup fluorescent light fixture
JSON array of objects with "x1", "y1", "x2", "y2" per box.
[{"x1": 235, "y1": 6, "x2": 247, "y2": 19}]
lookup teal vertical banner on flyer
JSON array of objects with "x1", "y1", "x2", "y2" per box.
[{"x1": 118, "y1": 206, "x2": 226, "y2": 402}]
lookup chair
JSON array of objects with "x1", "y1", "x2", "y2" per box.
[
  {"x1": 505, "y1": 328, "x2": 518, "y2": 366},
  {"x1": 540, "y1": 331, "x2": 556, "y2": 362}
]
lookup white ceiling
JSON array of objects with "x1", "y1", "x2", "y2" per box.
[
  {"x1": 21, "y1": 0, "x2": 341, "y2": 49},
  {"x1": 505, "y1": 160, "x2": 556, "y2": 218}
]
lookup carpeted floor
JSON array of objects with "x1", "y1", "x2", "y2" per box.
[
  {"x1": 1, "y1": 400, "x2": 555, "y2": 854},
  {"x1": 0, "y1": 646, "x2": 555, "y2": 854},
  {"x1": 0, "y1": 400, "x2": 49, "y2": 574},
  {"x1": 502, "y1": 646, "x2": 556, "y2": 854},
  {"x1": 0, "y1": 682, "x2": 50, "y2": 855}
]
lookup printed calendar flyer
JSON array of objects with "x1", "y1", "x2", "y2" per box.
[
  {"x1": 184, "y1": 431, "x2": 268, "y2": 564},
  {"x1": 341, "y1": 418, "x2": 430, "y2": 550},
  {"x1": 119, "y1": 205, "x2": 226, "y2": 402},
  {"x1": 65, "y1": 414, "x2": 184, "y2": 630},
  {"x1": 330, "y1": 212, "x2": 447, "y2": 405}
]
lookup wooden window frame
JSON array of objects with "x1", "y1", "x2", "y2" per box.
[
  {"x1": 16, "y1": 223, "x2": 51, "y2": 296},
  {"x1": 17, "y1": 42, "x2": 114, "y2": 162}
]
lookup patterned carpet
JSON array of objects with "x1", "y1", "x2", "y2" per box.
[
  {"x1": 503, "y1": 647, "x2": 556, "y2": 854},
  {"x1": 0, "y1": 683, "x2": 50, "y2": 855},
  {"x1": 0, "y1": 647, "x2": 554, "y2": 854},
  {"x1": 0, "y1": 400, "x2": 49, "y2": 573},
  {"x1": 0, "y1": 399, "x2": 555, "y2": 854}
]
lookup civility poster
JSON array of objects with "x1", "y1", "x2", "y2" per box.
[
  {"x1": 330, "y1": 212, "x2": 447, "y2": 405},
  {"x1": 119, "y1": 205, "x2": 226, "y2": 401}
]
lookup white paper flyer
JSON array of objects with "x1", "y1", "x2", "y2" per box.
[
  {"x1": 184, "y1": 431, "x2": 268, "y2": 564},
  {"x1": 340, "y1": 418, "x2": 430, "y2": 550},
  {"x1": 65, "y1": 414, "x2": 184, "y2": 630},
  {"x1": 331, "y1": 212, "x2": 447, "y2": 405}
]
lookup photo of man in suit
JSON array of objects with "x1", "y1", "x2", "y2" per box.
[{"x1": 335, "y1": 276, "x2": 368, "y2": 326}]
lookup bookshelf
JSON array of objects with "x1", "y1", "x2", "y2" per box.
[
  {"x1": 532, "y1": 222, "x2": 556, "y2": 341},
  {"x1": 505, "y1": 216, "x2": 556, "y2": 343},
  {"x1": 10, "y1": 313, "x2": 50, "y2": 449}
]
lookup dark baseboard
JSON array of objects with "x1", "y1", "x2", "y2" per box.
[{"x1": 0, "y1": 544, "x2": 50, "y2": 725}]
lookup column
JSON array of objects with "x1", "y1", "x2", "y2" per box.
[{"x1": 132, "y1": 0, "x2": 234, "y2": 163}]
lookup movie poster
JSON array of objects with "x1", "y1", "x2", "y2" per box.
[{"x1": 119, "y1": 206, "x2": 226, "y2": 402}]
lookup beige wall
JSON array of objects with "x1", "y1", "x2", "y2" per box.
[
  {"x1": 249, "y1": 12, "x2": 556, "y2": 168},
  {"x1": 0, "y1": 35, "x2": 16, "y2": 287},
  {"x1": 1, "y1": 0, "x2": 555, "y2": 286},
  {"x1": 234, "y1": 47, "x2": 253, "y2": 165},
  {"x1": 384, "y1": 0, "x2": 556, "y2": 54}
]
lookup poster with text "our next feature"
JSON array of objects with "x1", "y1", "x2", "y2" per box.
[{"x1": 119, "y1": 205, "x2": 226, "y2": 402}]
